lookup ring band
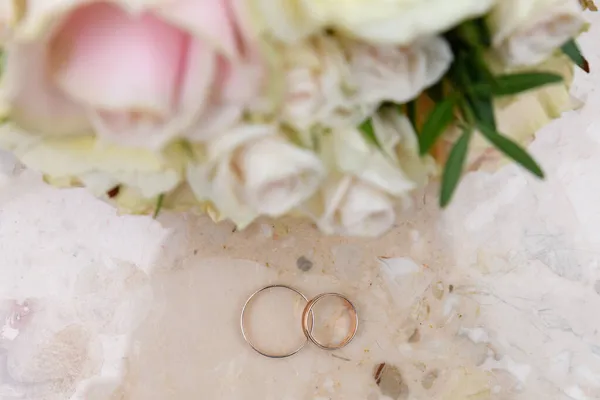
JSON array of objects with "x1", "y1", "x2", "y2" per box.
[
  {"x1": 241, "y1": 285, "x2": 314, "y2": 359},
  {"x1": 301, "y1": 293, "x2": 358, "y2": 351}
]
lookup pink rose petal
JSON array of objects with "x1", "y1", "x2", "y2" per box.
[
  {"x1": 7, "y1": 0, "x2": 268, "y2": 147},
  {"x1": 175, "y1": 37, "x2": 217, "y2": 121},
  {"x1": 88, "y1": 36, "x2": 216, "y2": 149},
  {"x1": 156, "y1": 0, "x2": 240, "y2": 58},
  {"x1": 51, "y1": 2, "x2": 189, "y2": 116},
  {"x1": 3, "y1": 41, "x2": 91, "y2": 136}
]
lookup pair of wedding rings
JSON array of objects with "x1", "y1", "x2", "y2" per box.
[{"x1": 240, "y1": 285, "x2": 359, "y2": 359}]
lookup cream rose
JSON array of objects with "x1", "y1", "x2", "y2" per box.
[
  {"x1": 488, "y1": 0, "x2": 585, "y2": 66},
  {"x1": 0, "y1": 124, "x2": 184, "y2": 202},
  {"x1": 308, "y1": 175, "x2": 396, "y2": 237},
  {"x1": 102, "y1": 183, "x2": 220, "y2": 217},
  {"x1": 281, "y1": 36, "x2": 373, "y2": 141},
  {"x1": 251, "y1": 0, "x2": 322, "y2": 42},
  {"x1": 187, "y1": 125, "x2": 325, "y2": 228},
  {"x1": 371, "y1": 108, "x2": 438, "y2": 185},
  {"x1": 328, "y1": 113, "x2": 434, "y2": 198},
  {"x1": 257, "y1": 0, "x2": 496, "y2": 45},
  {"x1": 2, "y1": 0, "x2": 265, "y2": 149},
  {"x1": 347, "y1": 36, "x2": 453, "y2": 106},
  {"x1": 300, "y1": 110, "x2": 433, "y2": 237}
]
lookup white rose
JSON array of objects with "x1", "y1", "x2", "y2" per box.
[
  {"x1": 187, "y1": 124, "x2": 325, "y2": 228},
  {"x1": 488, "y1": 0, "x2": 585, "y2": 66},
  {"x1": 282, "y1": 37, "x2": 372, "y2": 141},
  {"x1": 306, "y1": 175, "x2": 396, "y2": 237},
  {"x1": 371, "y1": 108, "x2": 438, "y2": 186},
  {"x1": 327, "y1": 112, "x2": 434, "y2": 198},
  {"x1": 302, "y1": 0, "x2": 496, "y2": 45},
  {"x1": 347, "y1": 36, "x2": 453, "y2": 106},
  {"x1": 105, "y1": 183, "x2": 221, "y2": 217},
  {"x1": 250, "y1": 0, "x2": 323, "y2": 42},
  {"x1": 0, "y1": 125, "x2": 183, "y2": 199}
]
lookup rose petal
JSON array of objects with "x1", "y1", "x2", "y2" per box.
[
  {"x1": 309, "y1": 0, "x2": 495, "y2": 45},
  {"x1": 176, "y1": 38, "x2": 217, "y2": 118},
  {"x1": 52, "y1": 2, "x2": 189, "y2": 115},
  {"x1": 156, "y1": 0, "x2": 239, "y2": 58},
  {"x1": 339, "y1": 181, "x2": 395, "y2": 237},
  {"x1": 13, "y1": 0, "x2": 85, "y2": 40},
  {"x1": 316, "y1": 174, "x2": 354, "y2": 233},
  {"x1": 252, "y1": 0, "x2": 322, "y2": 42},
  {"x1": 217, "y1": 54, "x2": 263, "y2": 104},
  {"x1": 312, "y1": 176, "x2": 395, "y2": 237},
  {"x1": 206, "y1": 124, "x2": 274, "y2": 160},
  {"x1": 186, "y1": 125, "x2": 275, "y2": 227},
  {"x1": 238, "y1": 136, "x2": 325, "y2": 216},
  {"x1": 282, "y1": 36, "x2": 372, "y2": 134},
  {"x1": 0, "y1": 131, "x2": 181, "y2": 198},
  {"x1": 489, "y1": 0, "x2": 585, "y2": 66},
  {"x1": 89, "y1": 38, "x2": 216, "y2": 149},
  {"x1": 184, "y1": 103, "x2": 243, "y2": 141},
  {"x1": 348, "y1": 37, "x2": 453, "y2": 105},
  {"x1": 2, "y1": 41, "x2": 91, "y2": 136},
  {"x1": 333, "y1": 127, "x2": 416, "y2": 196},
  {"x1": 184, "y1": 50, "x2": 265, "y2": 141},
  {"x1": 188, "y1": 158, "x2": 259, "y2": 229},
  {"x1": 372, "y1": 109, "x2": 437, "y2": 186}
]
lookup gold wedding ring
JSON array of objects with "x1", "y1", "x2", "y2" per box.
[
  {"x1": 240, "y1": 284, "x2": 314, "y2": 359},
  {"x1": 301, "y1": 292, "x2": 359, "y2": 351},
  {"x1": 241, "y1": 285, "x2": 359, "y2": 358}
]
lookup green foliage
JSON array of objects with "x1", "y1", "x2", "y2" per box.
[
  {"x1": 440, "y1": 126, "x2": 472, "y2": 207},
  {"x1": 153, "y1": 194, "x2": 165, "y2": 219},
  {"x1": 359, "y1": 118, "x2": 380, "y2": 148},
  {"x1": 477, "y1": 123, "x2": 544, "y2": 178},
  {"x1": 561, "y1": 39, "x2": 589, "y2": 72},
  {"x1": 430, "y1": 18, "x2": 551, "y2": 206},
  {"x1": 470, "y1": 72, "x2": 563, "y2": 97},
  {"x1": 418, "y1": 96, "x2": 458, "y2": 155}
]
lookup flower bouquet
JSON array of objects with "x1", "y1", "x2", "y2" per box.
[{"x1": 0, "y1": 0, "x2": 594, "y2": 237}]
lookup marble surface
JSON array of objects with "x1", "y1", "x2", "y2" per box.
[{"x1": 3, "y1": 14, "x2": 600, "y2": 400}]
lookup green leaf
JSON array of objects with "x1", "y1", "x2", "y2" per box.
[
  {"x1": 450, "y1": 53, "x2": 474, "y2": 88},
  {"x1": 469, "y1": 96, "x2": 496, "y2": 130},
  {"x1": 153, "y1": 194, "x2": 165, "y2": 219},
  {"x1": 455, "y1": 19, "x2": 492, "y2": 50},
  {"x1": 473, "y1": 18, "x2": 492, "y2": 48},
  {"x1": 449, "y1": 53, "x2": 495, "y2": 127},
  {"x1": 418, "y1": 96, "x2": 457, "y2": 155},
  {"x1": 456, "y1": 21, "x2": 480, "y2": 48},
  {"x1": 406, "y1": 100, "x2": 418, "y2": 131},
  {"x1": 477, "y1": 123, "x2": 544, "y2": 178},
  {"x1": 466, "y1": 50, "x2": 495, "y2": 84},
  {"x1": 561, "y1": 39, "x2": 589, "y2": 73},
  {"x1": 426, "y1": 82, "x2": 444, "y2": 102},
  {"x1": 359, "y1": 118, "x2": 379, "y2": 147},
  {"x1": 440, "y1": 126, "x2": 472, "y2": 207},
  {"x1": 471, "y1": 72, "x2": 563, "y2": 97}
]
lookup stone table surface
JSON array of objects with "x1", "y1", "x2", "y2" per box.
[{"x1": 3, "y1": 14, "x2": 600, "y2": 400}]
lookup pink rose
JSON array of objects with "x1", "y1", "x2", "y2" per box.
[{"x1": 3, "y1": 0, "x2": 265, "y2": 148}]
